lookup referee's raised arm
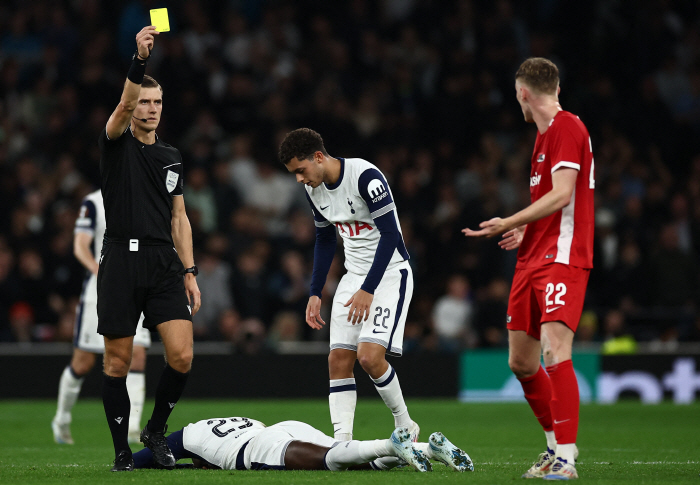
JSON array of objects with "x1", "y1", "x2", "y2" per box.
[{"x1": 105, "y1": 26, "x2": 159, "y2": 141}]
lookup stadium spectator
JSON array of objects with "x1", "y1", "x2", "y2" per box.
[{"x1": 431, "y1": 274, "x2": 476, "y2": 352}]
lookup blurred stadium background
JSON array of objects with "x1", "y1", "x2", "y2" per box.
[{"x1": 1, "y1": 0, "x2": 699, "y2": 408}]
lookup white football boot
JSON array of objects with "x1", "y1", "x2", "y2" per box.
[
  {"x1": 51, "y1": 419, "x2": 74, "y2": 445},
  {"x1": 390, "y1": 427, "x2": 432, "y2": 472},
  {"x1": 428, "y1": 432, "x2": 474, "y2": 471},
  {"x1": 543, "y1": 457, "x2": 578, "y2": 480}
]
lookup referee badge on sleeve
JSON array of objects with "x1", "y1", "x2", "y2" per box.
[{"x1": 166, "y1": 170, "x2": 179, "y2": 193}]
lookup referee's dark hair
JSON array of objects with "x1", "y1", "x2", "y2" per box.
[
  {"x1": 279, "y1": 128, "x2": 328, "y2": 165},
  {"x1": 141, "y1": 75, "x2": 163, "y2": 94}
]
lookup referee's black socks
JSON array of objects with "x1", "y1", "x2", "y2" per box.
[
  {"x1": 102, "y1": 373, "x2": 131, "y2": 455},
  {"x1": 147, "y1": 364, "x2": 189, "y2": 433}
]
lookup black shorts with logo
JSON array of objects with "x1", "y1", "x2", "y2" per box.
[{"x1": 97, "y1": 240, "x2": 192, "y2": 337}]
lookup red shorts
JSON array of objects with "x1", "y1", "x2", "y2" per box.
[{"x1": 506, "y1": 263, "x2": 590, "y2": 339}]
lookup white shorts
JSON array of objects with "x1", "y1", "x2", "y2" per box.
[
  {"x1": 330, "y1": 261, "x2": 413, "y2": 357},
  {"x1": 74, "y1": 276, "x2": 151, "y2": 352},
  {"x1": 243, "y1": 421, "x2": 336, "y2": 470}
]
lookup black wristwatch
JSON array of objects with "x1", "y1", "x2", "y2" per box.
[{"x1": 183, "y1": 265, "x2": 198, "y2": 276}]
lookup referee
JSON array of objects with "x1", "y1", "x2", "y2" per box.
[{"x1": 98, "y1": 26, "x2": 201, "y2": 471}]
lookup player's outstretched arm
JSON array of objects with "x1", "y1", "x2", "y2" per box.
[
  {"x1": 105, "y1": 26, "x2": 159, "y2": 140},
  {"x1": 463, "y1": 168, "x2": 577, "y2": 239}
]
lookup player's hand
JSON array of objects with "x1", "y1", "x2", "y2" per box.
[
  {"x1": 136, "y1": 26, "x2": 159, "y2": 59},
  {"x1": 184, "y1": 274, "x2": 201, "y2": 316},
  {"x1": 306, "y1": 296, "x2": 326, "y2": 330},
  {"x1": 344, "y1": 289, "x2": 373, "y2": 324},
  {"x1": 499, "y1": 225, "x2": 526, "y2": 250},
  {"x1": 462, "y1": 217, "x2": 509, "y2": 238}
]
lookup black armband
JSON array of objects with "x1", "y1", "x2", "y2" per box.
[{"x1": 127, "y1": 52, "x2": 148, "y2": 84}]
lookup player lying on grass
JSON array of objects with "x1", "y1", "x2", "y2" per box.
[{"x1": 131, "y1": 417, "x2": 473, "y2": 472}]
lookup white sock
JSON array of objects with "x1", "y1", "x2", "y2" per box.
[
  {"x1": 126, "y1": 371, "x2": 146, "y2": 434},
  {"x1": 329, "y1": 378, "x2": 357, "y2": 440},
  {"x1": 371, "y1": 365, "x2": 411, "y2": 427},
  {"x1": 557, "y1": 443, "x2": 576, "y2": 463},
  {"x1": 545, "y1": 430, "x2": 557, "y2": 453},
  {"x1": 55, "y1": 366, "x2": 84, "y2": 424},
  {"x1": 325, "y1": 439, "x2": 394, "y2": 471}
]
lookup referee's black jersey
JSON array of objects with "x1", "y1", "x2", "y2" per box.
[{"x1": 98, "y1": 126, "x2": 184, "y2": 244}]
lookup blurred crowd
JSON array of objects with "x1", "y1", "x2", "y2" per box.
[{"x1": 1, "y1": 0, "x2": 700, "y2": 353}]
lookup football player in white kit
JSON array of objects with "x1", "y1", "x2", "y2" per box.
[
  {"x1": 132, "y1": 415, "x2": 473, "y2": 472},
  {"x1": 279, "y1": 128, "x2": 419, "y2": 443},
  {"x1": 52, "y1": 189, "x2": 151, "y2": 444}
]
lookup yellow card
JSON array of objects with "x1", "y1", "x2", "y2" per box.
[{"x1": 150, "y1": 8, "x2": 170, "y2": 32}]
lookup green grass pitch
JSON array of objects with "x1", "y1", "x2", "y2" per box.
[{"x1": 0, "y1": 399, "x2": 697, "y2": 484}]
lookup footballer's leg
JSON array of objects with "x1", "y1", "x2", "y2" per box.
[
  {"x1": 328, "y1": 272, "x2": 363, "y2": 441},
  {"x1": 141, "y1": 319, "x2": 192, "y2": 469},
  {"x1": 127, "y1": 345, "x2": 147, "y2": 443},
  {"x1": 357, "y1": 342, "x2": 418, "y2": 440},
  {"x1": 286, "y1": 427, "x2": 428, "y2": 472},
  {"x1": 542, "y1": 321, "x2": 579, "y2": 479},
  {"x1": 103, "y1": 335, "x2": 135, "y2": 471},
  {"x1": 510, "y1": 329, "x2": 558, "y2": 477},
  {"x1": 328, "y1": 349, "x2": 358, "y2": 441},
  {"x1": 507, "y1": 268, "x2": 560, "y2": 478},
  {"x1": 357, "y1": 265, "x2": 418, "y2": 440},
  {"x1": 53, "y1": 349, "x2": 96, "y2": 444}
]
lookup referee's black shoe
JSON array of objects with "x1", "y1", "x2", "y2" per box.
[
  {"x1": 140, "y1": 423, "x2": 176, "y2": 469},
  {"x1": 110, "y1": 450, "x2": 134, "y2": 472}
]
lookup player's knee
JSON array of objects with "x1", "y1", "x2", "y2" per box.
[
  {"x1": 357, "y1": 353, "x2": 383, "y2": 376},
  {"x1": 168, "y1": 348, "x2": 193, "y2": 373},
  {"x1": 509, "y1": 356, "x2": 538, "y2": 379},
  {"x1": 104, "y1": 356, "x2": 131, "y2": 377},
  {"x1": 328, "y1": 351, "x2": 354, "y2": 374},
  {"x1": 71, "y1": 354, "x2": 96, "y2": 376}
]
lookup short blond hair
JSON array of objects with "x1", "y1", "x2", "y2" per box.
[{"x1": 515, "y1": 57, "x2": 559, "y2": 95}]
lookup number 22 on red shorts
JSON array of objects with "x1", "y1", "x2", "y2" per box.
[{"x1": 507, "y1": 263, "x2": 590, "y2": 338}]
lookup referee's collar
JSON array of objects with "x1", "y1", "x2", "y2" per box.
[{"x1": 128, "y1": 126, "x2": 160, "y2": 145}]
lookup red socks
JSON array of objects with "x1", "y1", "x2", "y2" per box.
[
  {"x1": 546, "y1": 360, "x2": 579, "y2": 444},
  {"x1": 518, "y1": 366, "x2": 553, "y2": 432}
]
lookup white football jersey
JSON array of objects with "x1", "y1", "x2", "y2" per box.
[
  {"x1": 183, "y1": 417, "x2": 267, "y2": 470},
  {"x1": 74, "y1": 189, "x2": 105, "y2": 302},
  {"x1": 305, "y1": 158, "x2": 409, "y2": 276},
  {"x1": 74, "y1": 189, "x2": 106, "y2": 259}
]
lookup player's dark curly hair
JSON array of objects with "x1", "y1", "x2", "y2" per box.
[
  {"x1": 278, "y1": 128, "x2": 328, "y2": 165},
  {"x1": 515, "y1": 57, "x2": 559, "y2": 95}
]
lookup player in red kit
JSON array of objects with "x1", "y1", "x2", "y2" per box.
[{"x1": 463, "y1": 57, "x2": 594, "y2": 480}]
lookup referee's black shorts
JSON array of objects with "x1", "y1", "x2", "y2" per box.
[{"x1": 97, "y1": 241, "x2": 192, "y2": 337}]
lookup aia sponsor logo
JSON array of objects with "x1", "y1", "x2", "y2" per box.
[
  {"x1": 335, "y1": 221, "x2": 373, "y2": 237},
  {"x1": 530, "y1": 173, "x2": 541, "y2": 187}
]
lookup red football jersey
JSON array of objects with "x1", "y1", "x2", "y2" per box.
[{"x1": 517, "y1": 110, "x2": 594, "y2": 269}]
